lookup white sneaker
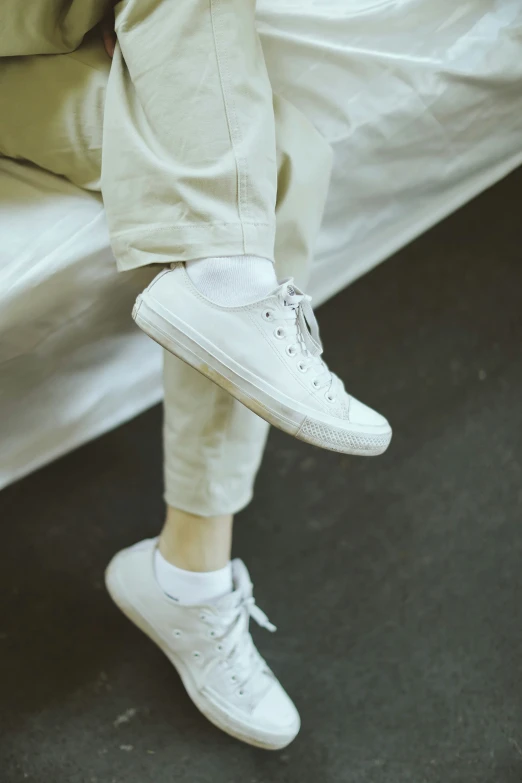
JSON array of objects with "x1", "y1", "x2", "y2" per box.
[
  {"x1": 132, "y1": 263, "x2": 392, "y2": 456},
  {"x1": 105, "y1": 538, "x2": 300, "y2": 750}
]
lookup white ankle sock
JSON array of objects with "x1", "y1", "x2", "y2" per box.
[
  {"x1": 154, "y1": 549, "x2": 233, "y2": 605},
  {"x1": 185, "y1": 256, "x2": 278, "y2": 306}
]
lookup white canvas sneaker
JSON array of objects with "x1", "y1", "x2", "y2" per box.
[
  {"x1": 133, "y1": 263, "x2": 392, "y2": 456},
  {"x1": 105, "y1": 538, "x2": 300, "y2": 750}
]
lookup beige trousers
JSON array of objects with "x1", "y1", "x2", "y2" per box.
[{"x1": 0, "y1": 0, "x2": 332, "y2": 515}]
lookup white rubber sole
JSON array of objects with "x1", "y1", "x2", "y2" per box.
[
  {"x1": 133, "y1": 295, "x2": 392, "y2": 457},
  {"x1": 105, "y1": 556, "x2": 299, "y2": 751}
]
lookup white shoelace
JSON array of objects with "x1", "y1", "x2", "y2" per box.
[
  {"x1": 205, "y1": 566, "x2": 276, "y2": 700},
  {"x1": 275, "y1": 281, "x2": 343, "y2": 399}
]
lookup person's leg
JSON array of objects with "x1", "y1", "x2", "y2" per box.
[
  {"x1": 104, "y1": 0, "x2": 284, "y2": 335},
  {"x1": 160, "y1": 508, "x2": 233, "y2": 572},
  {"x1": 158, "y1": 94, "x2": 333, "y2": 586},
  {"x1": 155, "y1": 508, "x2": 234, "y2": 605},
  {"x1": 102, "y1": 0, "x2": 391, "y2": 455},
  {"x1": 0, "y1": 28, "x2": 108, "y2": 190},
  {"x1": 0, "y1": 28, "x2": 331, "y2": 747},
  {"x1": 156, "y1": 349, "x2": 269, "y2": 604},
  {"x1": 117, "y1": 71, "x2": 336, "y2": 752},
  {"x1": 104, "y1": 0, "x2": 277, "y2": 269}
]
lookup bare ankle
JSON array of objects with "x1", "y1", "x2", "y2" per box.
[{"x1": 159, "y1": 505, "x2": 233, "y2": 572}]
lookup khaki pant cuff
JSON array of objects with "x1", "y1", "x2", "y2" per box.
[
  {"x1": 163, "y1": 481, "x2": 254, "y2": 518},
  {"x1": 110, "y1": 222, "x2": 276, "y2": 272}
]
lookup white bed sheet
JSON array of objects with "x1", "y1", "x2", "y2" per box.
[
  {"x1": 1, "y1": 0, "x2": 522, "y2": 489},
  {"x1": 0, "y1": 161, "x2": 161, "y2": 489},
  {"x1": 258, "y1": 0, "x2": 522, "y2": 301}
]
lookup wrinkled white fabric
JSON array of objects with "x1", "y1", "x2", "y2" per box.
[{"x1": 258, "y1": 0, "x2": 522, "y2": 301}]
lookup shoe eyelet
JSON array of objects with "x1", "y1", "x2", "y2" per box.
[
  {"x1": 217, "y1": 644, "x2": 223, "y2": 652},
  {"x1": 193, "y1": 651, "x2": 201, "y2": 659},
  {"x1": 199, "y1": 614, "x2": 207, "y2": 621},
  {"x1": 297, "y1": 361, "x2": 308, "y2": 373},
  {"x1": 274, "y1": 327, "x2": 286, "y2": 340},
  {"x1": 209, "y1": 630, "x2": 216, "y2": 638},
  {"x1": 173, "y1": 629, "x2": 182, "y2": 638},
  {"x1": 286, "y1": 344, "x2": 297, "y2": 357},
  {"x1": 263, "y1": 309, "x2": 274, "y2": 321},
  {"x1": 231, "y1": 675, "x2": 237, "y2": 682},
  {"x1": 238, "y1": 690, "x2": 245, "y2": 697},
  {"x1": 325, "y1": 392, "x2": 335, "y2": 403},
  {"x1": 312, "y1": 379, "x2": 321, "y2": 389}
]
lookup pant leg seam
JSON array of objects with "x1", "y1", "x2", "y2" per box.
[{"x1": 209, "y1": 0, "x2": 249, "y2": 249}]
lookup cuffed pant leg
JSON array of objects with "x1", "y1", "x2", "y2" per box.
[
  {"x1": 103, "y1": 0, "x2": 279, "y2": 270},
  {"x1": 163, "y1": 96, "x2": 332, "y2": 517}
]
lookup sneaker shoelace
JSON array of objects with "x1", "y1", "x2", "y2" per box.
[
  {"x1": 205, "y1": 566, "x2": 277, "y2": 702},
  {"x1": 275, "y1": 281, "x2": 343, "y2": 401}
]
